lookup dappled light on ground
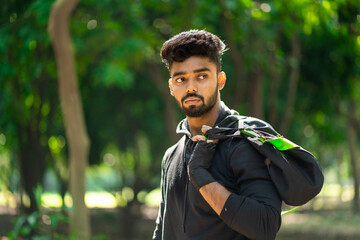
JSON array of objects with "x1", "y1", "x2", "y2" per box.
[
  {"x1": 144, "y1": 188, "x2": 161, "y2": 207},
  {"x1": 85, "y1": 192, "x2": 118, "y2": 208},
  {"x1": 0, "y1": 189, "x2": 162, "y2": 209},
  {"x1": 0, "y1": 184, "x2": 354, "y2": 210}
]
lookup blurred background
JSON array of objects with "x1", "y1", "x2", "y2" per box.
[{"x1": 0, "y1": 0, "x2": 360, "y2": 239}]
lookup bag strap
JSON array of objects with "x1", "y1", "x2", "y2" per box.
[{"x1": 205, "y1": 127, "x2": 299, "y2": 151}]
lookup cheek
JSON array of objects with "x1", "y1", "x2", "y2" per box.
[
  {"x1": 203, "y1": 83, "x2": 218, "y2": 97},
  {"x1": 172, "y1": 91, "x2": 183, "y2": 103}
]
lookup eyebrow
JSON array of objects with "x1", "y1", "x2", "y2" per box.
[{"x1": 172, "y1": 67, "x2": 211, "y2": 78}]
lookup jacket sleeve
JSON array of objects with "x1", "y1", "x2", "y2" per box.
[
  {"x1": 219, "y1": 139, "x2": 282, "y2": 240},
  {"x1": 152, "y1": 161, "x2": 166, "y2": 240},
  {"x1": 152, "y1": 199, "x2": 164, "y2": 240}
]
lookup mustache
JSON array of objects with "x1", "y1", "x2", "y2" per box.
[{"x1": 181, "y1": 93, "x2": 204, "y2": 103}]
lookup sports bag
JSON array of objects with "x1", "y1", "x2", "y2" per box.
[{"x1": 205, "y1": 116, "x2": 324, "y2": 206}]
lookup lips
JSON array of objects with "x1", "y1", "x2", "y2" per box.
[{"x1": 184, "y1": 97, "x2": 201, "y2": 105}]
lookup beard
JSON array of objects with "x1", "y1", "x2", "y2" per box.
[{"x1": 177, "y1": 86, "x2": 218, "y2": 118}]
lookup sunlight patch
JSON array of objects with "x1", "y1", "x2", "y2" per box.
[{"x1": 85, "y1": 192, "x2": 117, "y2": 208}]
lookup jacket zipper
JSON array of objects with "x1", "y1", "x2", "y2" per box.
[{"x1": 182, "y1": 138, "x2": 190, "y2": 233}]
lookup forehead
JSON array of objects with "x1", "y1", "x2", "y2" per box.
[{"x1": 170, "y1": 56, "x2": 217, "y2": 77}]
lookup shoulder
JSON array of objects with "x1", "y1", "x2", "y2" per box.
[
  {"x1": 227, "y1": 137, "x2": 264, "y2": 160},
  {"x1": 225, "y1": 137, "x2": 270, "y2": 181}
]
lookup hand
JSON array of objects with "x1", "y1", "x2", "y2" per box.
[
  {"x1": 192, "y1": 125, "x2": 219, "y2": 143},
  {"x1": 188, "y1": 125, "x2": 217, "y2": 190}
]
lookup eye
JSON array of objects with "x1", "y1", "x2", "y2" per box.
[
  {"x1": 198, "y1": 73, "x2": 208, "y2": 80},
  {"x1": 175, "y1": 77, "x2": 185, "y2": 83}
]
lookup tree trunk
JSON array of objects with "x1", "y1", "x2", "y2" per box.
[
  {"x1": 48, "y1": 0, "x2": 91, "y2": 239},
  {"x1": 335, "y1": 148, "x2": 344, "y2": 203},
  {"x1": 247, "y1": 19, "x2": 265, "y2": 119},
  {"x1": 219, "y1": 0, "x2": 246, "y2": 110},
  {"x1": 248, "y1": 63, "x2": 264, "y2": 119},
  {"x1": 11, "y1": 79, "x2": 47, "y2": 214},
  {"x1": 267, "y1": 44, "x2": 280, "y2": 127},
  {"x1": 279, "y1": 31, "x2": 301, "y2": 134},
  {"x1": 147, "y1": 61, "x2": 179, "y2": 144},
  {"x1": 16, "y1": 124, "x2": 43, "y2": 214},
  {"x1": 347, "y1": 100, "x2": 359, "y2": 213}
]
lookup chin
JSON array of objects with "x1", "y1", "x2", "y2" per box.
[{"x1": 182, "y1": 105, "x2": 212, "y2": 118}]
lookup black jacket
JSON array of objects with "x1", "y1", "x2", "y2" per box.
[{"x1": 153, "y1": 102, "x2": 282, "y2": 240}]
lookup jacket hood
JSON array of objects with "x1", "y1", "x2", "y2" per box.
[{"x1": 176, "y1": 101, "x2": 240, "y2": 137}]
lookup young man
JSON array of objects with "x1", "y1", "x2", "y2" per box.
[{"x1": 153, "y1": 30, "x2": 282, "y2": 240}]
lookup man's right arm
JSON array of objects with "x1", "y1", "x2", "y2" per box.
[
  {"x1": 152, "y1": 162, "x2": 166, "y2": 240},
  {"x1": 152, "y1": 199, "x2": 164, "y2": 240}
]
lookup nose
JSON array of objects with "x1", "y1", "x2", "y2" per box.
[{"x1": 186, "y1": 79, "x2": 197, "y2": 93}]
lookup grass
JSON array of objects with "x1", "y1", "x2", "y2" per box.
[{"x1": 278, "y1": 201, "x2": 360, "y2": 240}]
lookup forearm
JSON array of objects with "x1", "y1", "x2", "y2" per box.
[
  {"x1": 199, "y1": 181, "x2": 231, "y2": 215},
  {"x1": 219, "y1": 192, "x2": 281, "y2": 240},
  {"x1": 200, "y1": 180, "x2": 280, "y2": 240}
]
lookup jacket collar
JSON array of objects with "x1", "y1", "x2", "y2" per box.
[{"x1": 176, "y1": 101, "x2": 239, "y2": 138}]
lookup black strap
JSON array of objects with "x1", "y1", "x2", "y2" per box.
[
  {"x1": 205, "y1": 126, "x2": 278, "y2": 141},
  {"x1": 205, "y1": 127, "x2": 241, "y2": 140}
]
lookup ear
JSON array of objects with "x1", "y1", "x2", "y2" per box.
[
  {"x1": 168, "y1": 78, "x2": 174, "y2": 96},
  {"x1": 217, "y1": 71, "x2": 226, "y2": 90}
]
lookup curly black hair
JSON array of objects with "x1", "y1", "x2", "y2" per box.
[{"x1": 160, "y1": 29, "x2": 227, "y2": 72}]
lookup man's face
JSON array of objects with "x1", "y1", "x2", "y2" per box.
[{"x1": 168, "y1": 56, "x2": 225, "y2": 118}]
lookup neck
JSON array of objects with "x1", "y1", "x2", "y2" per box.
[{"x1": 187, "y1": 100, "x2": 221, "y2": 136}]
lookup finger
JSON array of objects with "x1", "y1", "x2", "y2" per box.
[
  {"x1": 192, "y1": 135, "x2": 207, "y2": 142},
  {"x1": 201, "y1": 125, "x2": 212, "y2": 133},
  {"x1": 207, "y1": 139, "x2": 219, "y2": 144}
]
